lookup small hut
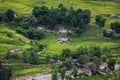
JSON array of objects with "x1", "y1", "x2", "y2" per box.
[
  {"x1": 115, "y1": 33, "x2": 120, "y2": 37},
  {"x1": 103, "y1": 29, "x2": 113, "y2": 37},
  {"x1": 105, "y1": 29, "x2": 113, "y2": 34},
  {"x1": 58, "y1": 29, "x2": 68, "y2": 34},
  {"x1": 80, "y1": 68, "x2": 92, "y2": 76},
  {"x1": 110, "y1": 14, "x2": 118, "y2": 18},
  {"x1": 56, "y1": 38, "x2": 70, "y2": 43},
  {"x1": 10, "y1": 47, "x2": 23, "y2": 53},
  {"x1": 37, "y1": 26, "x2": 46, "y2": 31},
  {"x1": 115, "y1": 64, "x2": 120, "y2": 70},
  {"x1": 100, "y1": 62, "x2": 108, "y2": 71}
]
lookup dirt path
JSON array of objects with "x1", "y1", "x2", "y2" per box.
[{"x1": 12, "y1": 73, "x2": 51, "y2": 80}]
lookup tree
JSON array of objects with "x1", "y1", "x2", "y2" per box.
[
  {"x1": 6, "y1": 32, "x2": 13, "y2": 38},
  {"x1": 72, "y1": 47, "x2": 88, "y2": 59},
  {"x1": 22, "y1": 51, "x2": 27, "y2": 63},
  {"x1": 29, "y1": 48, "x2": 39, "y2": 64},
  {"x1": 108, "y1": 59, "x2": 116, "y2": 70},
  {"x1": 62, "y1": 49, "x2": 71, "y2": 58},
  {"x1": 38, "y1": 44, "x2": 45, "y2": 51},
  {"x1": 0, "y1": 60, "x2": 12, "y2": 80},
  {"x1": 95, "y1": 15, "x2": 106, "y2": 27},
  {"x1": 78, "y1": 54, "x2": 90, "y2": 64},
  {"x1": 58, "y1": 4, "x2": 67, "y2": 24},
  {"x1": 111, "y1": 21, "x2": 120, "y2": 33},
  {"x1": 32, "y1": 6, "x2": 40, "y2": 17},
  {"x1": 33, "y1": 6, "x2": 50, "y2": 25},
  {"x1": 51, "y1": 70, "x2": 58, "y2": 80},
  {"x1": 87, "y1": 63, "x2": 97, "y2": 75},
  {"x1": 73, "y1": 66, "x2": 78, "y2": 78},
  {"x1": 0, "y1": 14, "x2": 2, "y2": 22},
  {"x1": 59, "y1": 67, "x2": 67, "y2": 80},
  {"x1": 101, "y1": 55, "x2": 107, "y2": 62},
  {"x1": 46, "y1": 55, "x2": 51, "y2": 63},
  {"x1": 47, "y1": 8, "x2": 57, "y2": 29},
  {"x1": 6, "y1": 9, "x2": 15, "y2": 22},
  {"x1": 91, "y1": 46, "x2": 101, "y2": 58},
  {"x1": 61, "y1": 57, "x2": 72, "y2": 69},
  {"x1": 92, "y1": 57, "x2": 101, "y2": 71},
  {"x1": 5, "y1": 51, "x2": 11, "y2": 59},
  {"x1": 0, "y1": 60, "x2": 1, "y2": 66}
]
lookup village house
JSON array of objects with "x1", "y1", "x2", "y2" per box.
[
  {"x1": 10, "y1": 47, "x2": 23, "y2": 53},
  {"x1": 65, "y1": 68, "x2": 92, "y2": 78},
  {"x1": 56, "y1": 38, "x2": 70, "y2": 43},
  {"x1": 65, "y1": 70, "x2": 73, "y2": 77},
  {"x1": 105, "y1": 29, "x2": 113, "y2": 34},
  {"x1": 58, "y1": 29, "x2": 68, "y2": 34},
  {"x1": 115, "y1": 63, "x2": 120, "y2": 70},
  {"x1": 100, "y1": 62, "x2": 108, "y2": 71},
  {"x1": 37, "y1": 26, "x2": 54, "y2": 34},
  {"x1": 37, "y1": 26, "x2": 45, "y2": 30},
  {"x1": 76, "y1": 63, "x2": 86, "y2": 68},
  {"x1": 72, "y1": 59, "x2": 78, "y2": 63},
  {"x1": 46, "y1": 30, "x2": 53, "y2": 33},
  {"x1": 103, "y1": 29, "x2": 113, "y2": 37},
  {"x1": 58, "y1": 29, "x2": 73, "y2": 35},
  {"x1": 72, "y1": 61, "x2": 92, "y2": 76},
  {"x1": 115, "y1": 33, "x2": 120, "y2": 37},
  {"x1": 80, "y1": 68, "x2": 92, "y2": 76},
  {"x1": 68, "y1": 30, "x2": 73, "y2": 33},
  {"x1": 110, "y1": 14, "x2": 118, "y2": 18}
]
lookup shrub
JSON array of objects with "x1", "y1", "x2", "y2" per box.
[
  {"x1": 78, "y1": 54, "x2": 90, "y2": 64},
  {"x1": 95, "y1": 15, "x2": 106, "y2": 27}
]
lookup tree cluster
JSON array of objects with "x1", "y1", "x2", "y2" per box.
[
  {"x1": 57, "y1": 46, "x2": 103, "y2": 75},
  {"x1": 22, "y1": 48, "x2": 40, "y2": 64},
  {"x1": 51, "y1": 46, "x2": 119, "y2": 79},
  {"x1": 32, "y1": 4, "x2": 91, "y2": 31},
  {"x1": 16, "y1": 28, "x2": 45, "y2": 40},
  {"x1": 0, "y1": 9, "x2": 15, "y2": 22},
  {"x1": 29, "y1": 48, "x2": 39, "y2": 64}
]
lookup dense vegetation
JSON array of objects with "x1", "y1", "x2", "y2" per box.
[
  {"x1": 32, "y1": 4, "x2": 91, "y2": 30},
  {"x1": 0, "y1": 0, "x2": 120, "y2": 80},
  {"x1": 16, "y1": 28, "x2": 45, "y2": 40},
  {"x1": 50, "y1": 46, "x2": 120, "y2": 80}
]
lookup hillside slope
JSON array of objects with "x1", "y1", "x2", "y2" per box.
[
  {"x1": 0, "y1": 23, "x2": 30, "y2": 55},
  {"x1": 0, "y1": 0, "x2": 120, "y2": 15},
  {"x1": 0, "y1": 0, "x2": 120, "y2": 28}
]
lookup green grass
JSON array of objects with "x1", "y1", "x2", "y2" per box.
[
  {"x1": 39, "y1": 25, "x2": 119, "y2": 57},
  {"x1": 4, "y1": 60, "x2": 52, "y2": 76},
  {"x1": 0, "y1": 0, "x2": 120, "y2": 15},
  {"x1": 0, "y1": 0, "x2": 120, "y2": 77},
  {"x1": 0, "y1": 23, "x2": 30, "y2": 55},
  {"x1": 13, "y1": 64, "x2": 52, "y2": 76},
  {"x1": 0, "y1": 0, "x2": 120, "y2": 27},
  {"x1": 2, "y1": 24, "x2": 119, "y2": 76}
]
